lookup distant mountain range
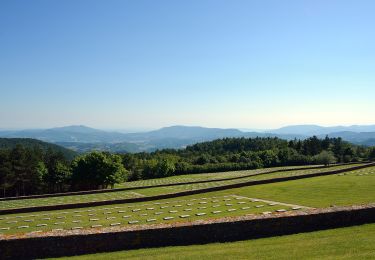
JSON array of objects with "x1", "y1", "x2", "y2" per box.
[
  {"x1": 0, "y1": 124, "x2": 374, "y2": 153},
  {"x1": 269, "y1": 124, "x2": 375, "y2": 136}
]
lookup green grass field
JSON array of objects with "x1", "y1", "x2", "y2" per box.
[
  {"x1": 115, "y1": 164, "x2": 325, "y2": 188},
  {"x1": 0, "y1": 194, "x2": 299, "y2": 235},
  {"x1": 0, "y1": 163, "x2": 362, "y2": 211},
  {"x1": 51, "y1": 223, "x2": 375, "y2": 259},
  {"x1": 1, "y1": 166, "x2": 374, "y2": 236}
]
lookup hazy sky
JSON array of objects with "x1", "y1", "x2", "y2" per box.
[{"x1": 1, "y1": 0, "x2": 374, "y2": 130}]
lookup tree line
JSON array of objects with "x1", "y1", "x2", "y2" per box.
[
  {"x1": 0, "y1": 146, "x2": 126, "y2": 197},
  {"x1": 0, "y1": 136, "x2": 374, "y2": 197},
  {"x1": 122, "y1": 136, "x2": 374, "y2": 180}
]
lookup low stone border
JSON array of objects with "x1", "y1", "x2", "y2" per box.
[
  {"x1": 0, "y1": 162, "x2": 374, "y2": 215},
  {"x1": 0, "y1": 204, "x2": 374, "y2": 259}
]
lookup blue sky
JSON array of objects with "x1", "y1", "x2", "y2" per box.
[{"x1": 1, "y1": 0, "x2": 374, "y2": 130}]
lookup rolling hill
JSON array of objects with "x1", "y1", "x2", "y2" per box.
[
  {"x1": 0, "y1": 124, "x2": 374, "y2": 153},
  {"x1": 0, "y1": 138, "x2": 77, "y2": 160}
]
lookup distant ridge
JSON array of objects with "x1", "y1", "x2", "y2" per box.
[
  {"x1": 0, "y1": 124, "x2": 374, "y2": 152},
  {"x1": 270, "y1": 124, "x2": 375, "y2": 136}
]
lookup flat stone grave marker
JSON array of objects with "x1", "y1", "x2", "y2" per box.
[
  {"x1": 17, "y1": 226, "x2": 29, "y2": 229},
  {"x1": 91, "y1": 225, "x2": 102, "y2": 228},
  {"x1": 110, "y1": 223, "x2": 121, "y2": 226},
  {"x1": 276, "y1": 209, "x2": 287, "y2": 212},
  {"x1": 212, "y1": 211, "x2": 222, "y2": 214},
  {"x1": 195, "y1": 213, "x2": 206, "y2": 216},
  {"x1": 155, "y1": 212, "x2": 163, "y2": 215},
  {"x1": 255, "y1": 205, "x2": 264, "y2": 208},
  {"x1": 169, "y1": 210, "x2": 178, "y2": 213},
  {"x1": 72, "y1": 227, "x2": 83, "y2": 230},
  {"x1": 184, "y1": 209, "x2": 192, "y2": 211},
  {"x1": 106, "y1": 217, "x2": 116, "y2": 220},
  {"x1": 227, "y1": 209, "x2": 237, "y2": 212},
  {"x1": 163, "y1": 217, "x2": 174, "y2": 220},
  {"x1": 54, "y1": 222, "x2": 65, "y2": 225},
  {"x1": 36, "y1": 224, "x2": 47, "y2": 227},
  {"x1": 179, "y1": 215, "x2": 190, "y2": 218},
  {"x1": 241, "y1": 207, "x2": 250, "y2": 210}
]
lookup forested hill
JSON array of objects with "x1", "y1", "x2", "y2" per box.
[
  {"x1": 0, "y1": 138, "x2": 77, "y2": 160},
  {"x1": 122, "y1": 136, "x2": 374, "y2": 180}
]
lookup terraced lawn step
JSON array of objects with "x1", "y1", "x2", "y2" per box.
[
  {"x1": 0, "y1": 195, "x2": 301, "y2": 236},
  {"x1": 1, "y1": 164, "x2": 369, "y2": 214}
]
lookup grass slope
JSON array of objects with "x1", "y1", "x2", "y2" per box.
[
  {"x1": 52, "y1": 223, "x2": 375, "y2": 259},
  {"x1": 232, "y1": 167, "x2": 375, "y2": 207},
  {"x1": 0, "y1": 164, "x2": 361, "y2": 210},
  {"x1": 1, "y1": 167, "x2": 374, "y2": 236},
  {"x1": 0, "y1": 195, "x2": 296, "y2": 235}
]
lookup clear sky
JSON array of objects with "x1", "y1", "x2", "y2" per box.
[{"x1": 1, "y1": 0, "x2": 374, "y2": 130}]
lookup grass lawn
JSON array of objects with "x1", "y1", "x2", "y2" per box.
[
  {"x1": 232, "y1": 166, "x2": 375, "y2": 208},
  {"x1": 1, "y1": 166, "x2": 374, "y2": 235},
  {"x1": 51, "y1": 223, "x2": 375, "y2": 259},
  {"x1": 115, "y1": 164, "x2": 326, "y2": 188},
  {"x1": 0, "y1": 164, "x2": 364, "y2": 211},
  {"x1": 0, "y1": 195, "x2": 297, "y2": 235}
]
